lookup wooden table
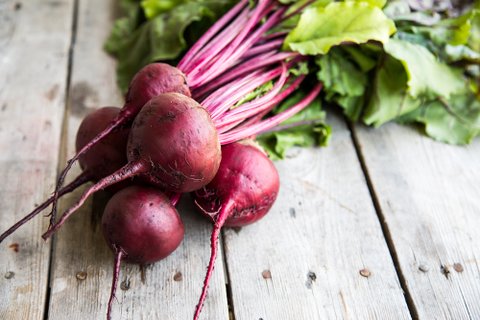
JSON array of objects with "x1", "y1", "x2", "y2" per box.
[{"x1": 1, "y1": 1, "x2": 479, "y2": 319}]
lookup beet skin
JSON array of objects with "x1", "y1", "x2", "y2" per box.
[{"x1": 101, "y1": 186, "x2": 184, "y2": 264}]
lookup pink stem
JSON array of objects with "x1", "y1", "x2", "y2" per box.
[
  {"x1": 177, "y1": 0, "x2": 249, "y2": 72},
  {"x1": 184, "y1": 8, "x2": 250, "y2": 80},
  {"x1": 0, "y1": 171, "x2": 91, "y2": 244},
  {"x1": 50, "y1": 111, "x2": 131, "y2": 227},
  {"x1": 193, "y1": 201, "x2": 233, "y2": 320},
  {"x1": 209, "y1": 66, "x2": 285, "y2": 120},
  {"x1": 241, "y1": 39, "x2": 285, "y2": 60},
  {"x1": 219, "y1": 83, "x2": 323, "y2": 144},
  {"x1": 215, "y1": 74, "x2": 305, "y2": 132},
  {"x1": 193, "y1": 51, "x2": 297, "y2": 99},
  {"x1": 261, "y1": 31, "x2": 288, "y2": 41},
  {"x1": 42, "y1": 161, "x2": 147, "y2": 240},
  {"x1": 107, "y1": 247, "x2": 124, "y2": 320},
  {"x1": 214, "y1": 64, "x2": 288, "y2": 124},
  {"x1": 188, "y1": 0, "x2": 276, "y2": 87},
  {"x1": 240, "y1": 108, "x2": 271, "y2": 127},
  {"x1": 201, "y1": 70, "x2": 265, "y2": 113},
  {"x1": 192, "y1": 51, "x2": 276, "y2": 99},
  {"x1": 170, "y1": 193, "x2": 182, "y2": 207}
]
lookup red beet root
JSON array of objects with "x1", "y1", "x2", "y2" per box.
[
  {"x1": 52, "y1": 63, "x2": 190, "y2": 223},
  {"x1": 192, "y1": 141, "x2": 280, "y2": 319},
  {"x1": 127, "y1": 93, "x2": 221, "y2": 193},
  {"x1": 43, "y1": 93, "x2": 221, "y2": 240},
  {"x1": 125, "y1": 63, "x2": 191, "y2": 114},
  {"x1": 0, "y1": 107, "x2": 129, "y2": 243},
  {"x1": 76, "y1": 107, "x2": 129, "y2": 180},
  {"x1": 102, "y1": 186, "x2": 184, "y2": 263},
  {"x1": 101, "y1": 186, "x2": 184, "y2": 320}
]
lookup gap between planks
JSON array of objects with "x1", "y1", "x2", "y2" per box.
[
  {"x1": 347, "y1": 120, "x2": 419, "y2": 320},
  {"x1": 43, "y1": 0, "x2": 80, "y2": 319},
  {"x1": 221, "y1": 232, "x2": 236, "y2": 320}
]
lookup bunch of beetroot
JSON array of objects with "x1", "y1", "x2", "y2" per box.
[{"x1": 1, "y1": 1, "x2": 322, "y2": 319}]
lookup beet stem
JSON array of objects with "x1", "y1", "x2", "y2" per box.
[
  {"x1": 208, "y1": 66, "x2": 285, "y2": 119},
  {"x1": 241, "y1": 38, "x2": 285, "y2": 60},
  {"x1": 193, "y1": 201, "x2": 233, "y2": 320},
  {"x1": 214, "y1": 63, "x2": 289, "y2": 126},
  {"x1": 50, "y1": 112, "x2": 130, "y2": 227},
  {"x1": 215, "y1": 74, "x2": 305, "y2": 133},
  {"x1": 188, "y1": 0, "x2": 276, "y2": 88},
  {"x1": 204, "y1": 55, "x2": 305, "y2": 120},
  {"x1": 201, "y1": 69, "x2": 265, "y2": 112},
  {"x1": 42, "y1": 161, "x2": 146, "y2": 240},
  {"x1": 193, "y1": 51, "x2": 297, "y2": 99},
  {"x1": 260, "y1": 31, "x2": 288, "y2": 41},
  {"x1": 184, "y1": 8, "x2": 250, "y2": 80},
  {"x1": 219, "y1": 83, "x2": 323, "y2": 144},
  {"x1": 107, "y1": 246, "x2": 124, "y2": 320},
  {"x1": 0, "y1": 171, "x2": 91, "y2": 244},
  {"x1": 170, "y1": 193, "x2": 182, "y2": 207},
  {"x1": 178, "y1": 0, "x2": 249, "y2": 72}
]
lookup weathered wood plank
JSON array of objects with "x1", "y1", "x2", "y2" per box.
[
  {"x1": 0, "y1": 0, "x2": 74, "y2": 319},
  {"x1": 46, "y1": 1, "x2": 229, "y2": 319},
  {"x1": 354, "y1": 123, "x2": 480, "y2": 319},
  {"x1": 224, "y1": 112, "x2": 411, "y2": 319}
]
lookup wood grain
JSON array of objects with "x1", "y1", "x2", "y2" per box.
[
  {"x1": 224, "y1": 112, "x2": 411, "y2": 320},
  {"x1": 354, "y1": 122, "x2": 480, "y2": 319},
  {"x1": 0, "y1": 0, "x2": 74, "y2": 319},
  {"x1": 46, "y1": 1, "x2": 229, "y2": 319}
]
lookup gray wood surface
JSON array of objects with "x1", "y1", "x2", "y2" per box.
[
  {"x1": 0, "y1": 0, "x2": 74, "y2": 319},
  {"x1": 46, "y1": 1, "x2": 229, "y2": 319},
  {"x1": 223, "y1": 113, "x2": 412, "y2": 320},
  {"x1": 354, "y1": 122, "x2": 480, "y2": 319},
  {"x1": 1, "y1": 0, "x2": 480, "y2": 319}
]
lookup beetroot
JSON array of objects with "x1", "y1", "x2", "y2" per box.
[
  {"x1": 192, "y1": 141, "x2": 280, "y2": 319},
  {"x1": 52, "y1": 63, "x2": 190, "y2": 223},
  {"x1": 0, "y1": 107, "x2": 129, "y2": 243},
  {"x1": 102, "y1": 186, "x2": 184, "y2": 263},
  {"x1": 101, "y1": 186, "x2": 184, "y2": 320},
  {"x1": 76, "y1": 107, "x2": 129, "y2": 179},
  {"x1": 127, "y1": 93, "x2": 221, "y2": 192},
  {"x1": 42, "y1": 93, "x2": 221, "y2": 240},
  {"x1": 125, "y1": 63, "x2": 190, "y2": 113}
]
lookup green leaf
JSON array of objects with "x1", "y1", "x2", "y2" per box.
[
  {"x1": 346, "y1": 0, "x2": 386, "y2": 8},
  {"x1": 383, "y1": 0, "x2": 410, "y2": 19},
  {"x1": 141, "y1": 0, "x2": 188, "y2": 19},
  {"x1": 284, "y1": 1, "x2": 396, "y2": 55},
  {"x1": 274, "y1": 91, "x2": 325, "y2": 124},
  {"x1": 384, "y1": 39, "x2": 465, "y2": 99},
  {"x1": 257, "y1": 91, "x2": 331, "y2": 159},
  {"x1": 363, "y1": 55, "x2": 422, "y2": 126},
  {"x1": 105, "y1": 1, "x2": 234, "y2": 91},
  {"x1": 258, "y1": 124, "x2": 331, "y2": 160},
  {"x1": 288, "y1": 61, "x2": 310, "y2": 76},
  {"x1": 341, "y1": 46, "x2": 377, "y2": 72},
  {"x1": 316, "y1": 48, "x2": 368, "y2": 120},
  {"x1": 337, "y1": 95, "x2": 366, "y2": 121},
  {"x1": 427, "y1": 10, "x2": 479, "y2": 46},
  {"x1": 399, "y1": 93, "x2": 480, "y2": 144},
  {"x1": 316, "y1": 51, "x2": 367, "y2": 97},
  {"x1": 384, "y1": 1, "x2": 441, "y2": 26},
  {"x1": 470, "y1": 9, "x2": 480, "y2": 52},
  {"x1": 444, "y1": 44, "x2": 480, "y2": 63},
  {"x1": 119, "y1": 0, "x2": 138, "y2": 13},
  {"x1": 234, "y1": 81, "x2": 274, "y2": 107}
]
